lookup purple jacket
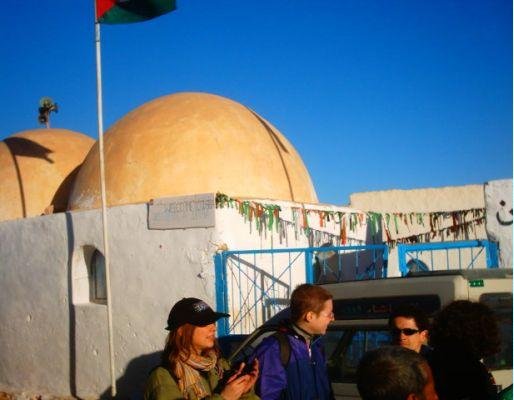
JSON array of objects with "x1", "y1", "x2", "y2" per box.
[{"x1": 252, "y1": 327, "x2": 333, "y2": 400}]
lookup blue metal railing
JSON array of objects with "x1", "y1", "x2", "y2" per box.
[
  {"x1": 214, "y1": 244, "x2": 388, "y2": 336},
  {"x1": 215, "y1": 240, "x2": 500, "y2": 335},
  {"x1": 397, "y1": 240, "x2": 499, "y2": 276}
]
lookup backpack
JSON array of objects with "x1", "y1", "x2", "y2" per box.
[{"x1": 272, "y1": 329, "x2": 292, "y2": 368}]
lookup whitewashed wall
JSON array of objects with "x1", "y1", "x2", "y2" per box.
[
  {"x1": 349, "y1": 184, "x2": 489, "y2": 275},
  {"x1": 215, "y1": 200, "x2": 369, "y2": 333},
  {"x1": 0, "y1": 197, "x2": 367, "y2": 399},
  {"x1": 0, "y1": 203, "x2": 220, "y2": 399},
  {"x1": 4, "y1": 183, "x2": 503, "y2": 399},
  {"x1": 485, "y1": 179, "x2": 513, "y2": 269}
]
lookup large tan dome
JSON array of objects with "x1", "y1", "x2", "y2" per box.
[
  {"x1": 0, "y1": 128, "x2": 94, "y2": 221},
  {"x1": 69, "y1": 92, "x2": 318, "y2": 210}
]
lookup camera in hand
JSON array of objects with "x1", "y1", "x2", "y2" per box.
[
  {"x1": 226, "y1": 361, "x2": 254, "y2": 378},
  {"x1": 216, "y1": 362, "x2": 254, "y2": 392}
]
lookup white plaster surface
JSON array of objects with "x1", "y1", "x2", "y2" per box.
[
  {"x1": 0, "y1": 187, "x2": 507, "y2": 398},
  {"x1": 349, "y1": 184, "x2": 489, "y2": 276},
  {"x1": 485, "y1": 179, "x2": 513, "y2": 268},
  {"x1": 0, "y1": 198, "x2": 366, "y2": 399},
  {"x1": 0, "y1": 203, "x2": 219, "y2": 399},
  {"x1": 349, "y1": 184, "x2": 485, "y2": 212}
]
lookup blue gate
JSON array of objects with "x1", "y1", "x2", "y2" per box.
[
  {"x1": 213, "y1": 244, "x2": 388, "y2": 336},
  {"x1": 397, "y1": 240, "x2": 499, "y2": 276}
]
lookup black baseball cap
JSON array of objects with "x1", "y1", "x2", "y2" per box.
[{"x1": 166, "y1": 297, "x2": 230, "y2": 330}]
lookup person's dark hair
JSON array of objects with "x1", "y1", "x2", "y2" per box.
[
  {"x1": 429, "y1": 300, "x2": 500, "y2": 358},
  {"x1": 388, "y1": 303, "x2": 430, "y2": 332},
  {"x1": 290, "y1": 284, "x2": 333, "y2": 323},
  {"x1": 357, "y1": 346, "x2": 428, "y2": 400},
  {"x1": 161, "y1": 323, "x2": 221, "y2": 372}
]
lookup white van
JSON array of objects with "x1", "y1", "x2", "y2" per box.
[
  {"x1": 323, "y1": 268, "x2": 513, "y2": 399},
  {"x1": 224, "y1": 269, "x2": 512, "y2": 399}
]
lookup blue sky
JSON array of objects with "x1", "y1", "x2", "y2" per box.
[{"x1": 1, "y1": 1, "x2": 512, "y2": 205}]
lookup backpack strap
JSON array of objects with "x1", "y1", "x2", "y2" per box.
[{"x1": 272, "y1": 331, "x2": 291, "y2": 368}]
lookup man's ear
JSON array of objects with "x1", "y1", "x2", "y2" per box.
[
  {"x1": 420, "y1": 329, "x2": 429, "y2": 343},
  {"x1": 305, "y1": 311, "x2": 314, "y2": 322}
]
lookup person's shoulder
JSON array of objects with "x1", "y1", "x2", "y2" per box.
[
  {"x1": 147, "y1": 366, "x2": 176, "y2": 386},
  {"x1": 257, "y1": 333, "x2": 282, "y2": 350},
  {"x1": 253, "y1": 332, "x2": 289, "y2": 359},
  {"x1": 144, "y1": 366, "x2": 180, "y2": 400},
  {"x1": 420, "y1": 344, "x2": 433, "y2": 358}
]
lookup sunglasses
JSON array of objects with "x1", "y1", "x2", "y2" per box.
[{"x1": 390, "y1": 328, "x2": 420, "y2": 336}]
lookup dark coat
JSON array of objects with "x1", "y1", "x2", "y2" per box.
[
  {"x1": 427, "y1": 343, "x2": 497, "y2": 400},
  {"x1": 252, "y1": 328, "x2": 333, "y2": 400}
]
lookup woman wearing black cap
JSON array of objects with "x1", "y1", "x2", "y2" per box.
[{"x1": 144, "y1": 297, "x2": 259, "y2": 400}]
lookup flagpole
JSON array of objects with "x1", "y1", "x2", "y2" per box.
[{"x1": 94, "y1": 6, "x2": 117, "y2": 397}]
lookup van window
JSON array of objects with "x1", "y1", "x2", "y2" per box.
[
  {"x1": 333, "y1": 295, "x2": 440, "y2": 320},
  {"x1": 326, "y1": 328, "x2": 391, "y2": 383},
  {"x1": 481, "y1": 292, "x2": 513, "y2": 370}
]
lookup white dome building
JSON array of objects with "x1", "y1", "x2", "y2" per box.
[
  {"x1": 69, "y1": 92, "x2": 318, "y2": 210},
  {"x1": 0, "y1": 128, "x2": 94, "y2": 221}
]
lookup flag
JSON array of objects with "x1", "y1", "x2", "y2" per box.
[{"x1": 96, "y1": 0, "x2": 176, "y2": 24}]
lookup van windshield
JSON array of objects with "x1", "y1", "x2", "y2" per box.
[
  {"x1": 325, "y1": 292, "x2": 513, "y2": 386},
  {"x1": 325, "y1": 328, "x2": 391, "y2": 383}
]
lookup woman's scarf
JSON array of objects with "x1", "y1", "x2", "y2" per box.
[{"x1": 173, "y1": 349, "x2": 221, "y2": 399}]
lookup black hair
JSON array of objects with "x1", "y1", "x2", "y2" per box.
[
  {"x1": 357, "y1": 346, "x2": 428, "y2": 400},
  {"x1": 429, "y1": 300, "x2": 500, "y2": 358},
  {"x1": 388, "y1": 303, "x2": 430, "y2": 332}
]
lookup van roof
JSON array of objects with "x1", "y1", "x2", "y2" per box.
[
  {"x1": 402, "y1": 268, "x2": 512, "y2": 280},
  {"x1": 321, "y1": 268, "x2": 513, "y2": 286}
]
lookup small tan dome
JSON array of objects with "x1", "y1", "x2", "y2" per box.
[
  {"x1": 69, "y1": 92, "x2": 318, "y2": 210},
  {"x1": 0, "y1": 129, "x2": 94, "y2": 222}
]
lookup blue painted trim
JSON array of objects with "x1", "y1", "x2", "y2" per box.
[
  {"x1": 398, "y1": 244, "x2": 408, "y2": 276},
  {"x1": 220, "y1": 244, "x2": 388, "y2": 256},
  {"x1": 213, "y1": 253, "x2": 229, "y2": 337},
  {"x1": 485, "y1": 241, "x2": 499, "y2": 268},
  {"x1": 305, "y1": 250, "x2": 314, "y2": 283},
  {"x1": 398, "y1": 240, "x2": 490, "y2": 251},
  {"x1": 398, "y1": 240, "x2": 499, "y2": 275},
  {"x1": 382, "y1": 254, "x2": 389, "y2": 278}
]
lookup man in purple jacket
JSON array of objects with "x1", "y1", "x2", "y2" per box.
[{"x1": 252, "y1": 284, "x2": 335, "y2": 400}]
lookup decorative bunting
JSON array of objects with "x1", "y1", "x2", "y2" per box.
[
  {"x1": 216, "y1": 192, "x2": 282, "y2": 233},
  {"x1": 215, "y1": 193, "x2": 368, "y2": 246},
  {"x1": 215, "y1": 193, "x2": 487, "y2": 248},
  {"x1": 386, "y1": 215, "x2": 486, "y2": 248},
  {"x1": 340, "y1": 218, "x2": 347, "y2": 245},
  {"x1": 380, "y1": 208, "x2": 486, "y2": 246}
]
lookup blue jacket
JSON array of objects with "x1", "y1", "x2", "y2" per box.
[{"x1": 252, "y1": 327, "x2": 334, "y2": 400}]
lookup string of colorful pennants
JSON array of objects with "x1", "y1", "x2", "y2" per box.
[
  {"x1": 215, "y1": 193, "x2": 487, "y2": 246},
  {"x1": 216, "y1": 193, "x2": 367, "y2": 244}
]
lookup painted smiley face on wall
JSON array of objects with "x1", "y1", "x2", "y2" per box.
[{"x1": 496, "y1": 199, "x2": 513, "y2": 226}]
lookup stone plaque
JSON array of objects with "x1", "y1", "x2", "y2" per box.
[{"x1": 148, "y1": 193, "x2": 216, "y2": 229}]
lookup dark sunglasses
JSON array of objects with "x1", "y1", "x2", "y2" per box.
[{"x1": 391, "y1": 328, "x2": 420, "y2": 336}]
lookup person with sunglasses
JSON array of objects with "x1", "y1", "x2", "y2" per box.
[{"x1": 388, "y1": 304, "x2": 431, "y2": 356}]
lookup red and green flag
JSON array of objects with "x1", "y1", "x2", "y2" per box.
[{"x1": 96, "y1": 0, "x2": 176, "y2": 24}]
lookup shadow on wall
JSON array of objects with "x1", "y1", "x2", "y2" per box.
[
  {"x1": 99, "y1": 351, "x2": 162, "y2": 400},
  {"x1": 247, "y1": 107, "x2": 299, "y2": 201},
  {"x1": 65, "y1": 212, "x2": 77, "y2": 396},
  {"x1": 53, "y1": 165, "x2": 81, "y2": 212},
  {"x1": 4, "y1": 137, "x2": 54, "y2": 162}
]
